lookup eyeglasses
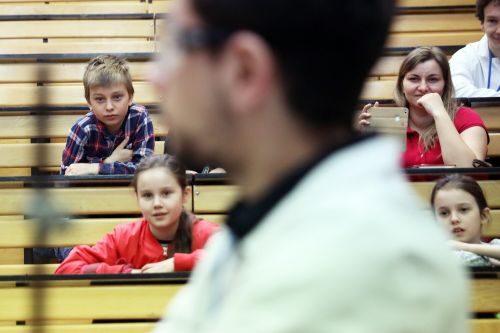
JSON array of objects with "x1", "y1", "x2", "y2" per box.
[
  {"x1": 154, "y1": 25, "x2": 233, "y2": 75},
  {"x1": 176, "y1": 27, "x2": 233, "y2": 52}
]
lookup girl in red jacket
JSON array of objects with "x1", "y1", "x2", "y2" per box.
[{"x1": 55, "y1": 155, "x2": 219, "y2": 274}]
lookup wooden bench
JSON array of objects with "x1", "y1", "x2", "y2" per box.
[
  {"x1": 0, "y1": 276, "x2": 183, "y2": 330},
  {"x1": 0, "y1": 182, "x2": 182, "y2": 217},
  {"x1": 0, "y1": 84, "x2": 158, "y2": 107},
  {"x1": 0, "y1": 141, "x2": 165, "y2": 168},
  {"x1": 0, "y1": 40, "x2": 156, "y2": 58},
  {"x1": 192, "y1": 179, "x2": 500, "y2": 238},
  {"x1": 0, "y1": 19, "x2": 154, "y2": 40},
  {"x1": 0, "y1": 1, "x2": 151, "y2": 16},
  {"x1": 0, "y1": 323, "x2": 155, "y2": 333},
  {"x1": 152, "y1": 10, "x2": 482, "y2": 52},
  {"x1": 0, "y1": 113, "x2": 167, "y2": 139},
  {"x1": 0, "y1": 61, "x2": 150, "y2": 84},
  {"x1": 0, "y1": 270, "x2": 497, "y2": 333}
]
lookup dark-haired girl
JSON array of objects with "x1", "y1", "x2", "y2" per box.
[
  {"x1": 56, "y1": 155, "x2": 219, "y2": 274},
  {"x1": 431, "y1": 174, "x2": 500, "y2": 266}
]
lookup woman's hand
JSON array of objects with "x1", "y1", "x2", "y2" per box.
[
  {"x1": 357, "y1": 102, "x2": 378, "y2": 131},
  {"x1": 140, "y1": 258, "x2": 175, "y2": 273},
  {"x1": 417, "y1": 93, "x2": 447, "y2": 118}
]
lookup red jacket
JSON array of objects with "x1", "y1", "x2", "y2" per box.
[{"x1": 55, "y1": 218, "x2": 219, "y2": 274}]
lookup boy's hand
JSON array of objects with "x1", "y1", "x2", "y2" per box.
[
  {"x1": 140, "y1": 258, "x2": 175, "y2": 273},
  {"x1": 105, "y1": 136, "x2": 133, "y2": 164},
  {"x1": 65, "y1": 163, "x2": 99, "y2": 176}
]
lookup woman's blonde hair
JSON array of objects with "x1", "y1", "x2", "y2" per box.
[{"x1": 394, "y1": 46, "x2": 457, "y2": 151}]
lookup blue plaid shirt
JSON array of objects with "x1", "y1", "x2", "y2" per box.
[{"x1": 60, "y1": 104, "x2": 155, "y2": 174}]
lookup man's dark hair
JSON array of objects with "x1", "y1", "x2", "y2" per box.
[
  {"x1": 476, "y1": 0, "x2": 500, "y2": 23},
  {"x1": 191, "y1": 0, "x2": 395, "y2": 129}
]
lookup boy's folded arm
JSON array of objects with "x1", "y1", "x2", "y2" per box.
[
  {"x1": 99, "y1": 113, "x2": 155, "y2": 174},
  {"x1": 60, "y1": 124, "x2": 89, "y2": 174},
  {"x1": 99, "y1": 122, "x2": 155, "y2": 174}
]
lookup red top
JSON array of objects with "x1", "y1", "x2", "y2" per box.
[
  {"x1": 402, "y1": 107, "x2": 488, "y2": 168},
  {"x1": 55, "y1": 218, "x2": 219, "y2": 274}
]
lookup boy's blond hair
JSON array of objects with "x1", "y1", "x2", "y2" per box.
[{"x1": 83, "y1": 55, "x2": 134, "y2": 103}]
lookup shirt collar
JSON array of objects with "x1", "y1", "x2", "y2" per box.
[
  {"x1": 479, "y1": 34, "x2": 491, "y2": 58},
  {"x1": 226, "y1": 133, "x2": 375, "y2": 241}
]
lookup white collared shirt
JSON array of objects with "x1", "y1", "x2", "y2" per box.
[
  {"x1": 450, "y1": 34, "x2": 500, "y2": 97},
  {"x1": 151, "y1": 136, "x2": 469, "y2": 333}
]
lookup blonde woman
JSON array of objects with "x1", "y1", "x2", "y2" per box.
[{"x1": 359, "y1": 47, "x2": 489, "y2": 167}]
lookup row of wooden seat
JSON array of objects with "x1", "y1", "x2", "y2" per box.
[
  {"x1": 0, "y1": 0, "x2": 476, "y2": 17},
  {"x1": 0, "y1": 276, "x2": 496, "y2": 333},
  {"x1": 0, "y1": 281, "x2": 182, "y2": 322},
  {"x1": 0, "y1": 179, "x2": 498, "y2": 266},
  {"x1": 0, "y1": 0, "x2": 171, "y2": 16},
  {"x1": 0, "y1": 55, "x2": 443, "y2": 83},
  {"x1": 0, "y1": 178, "x2": 492, "y2": 216},
  {"x1": 3, "y1": 63, "x2": 499, "y2": 106},
  {"x1": 0, "y1": 323, "x2": 155, "y2": 333},
  {"x1": 0, "y1": 113, "x2": 167, "y2": 139},
  {"x1": 0, "y1": 58, "x2": 394, "y2": 83},
  {"x1": 0, "y1": 61, "x2": 150, "y2": 84},
  {"x1": 0, "y1": 117, "x2": 498, "y2": 175},
  {"x1": 0, "y1": 9, "x2": 483, "y2": 59},
  {"x1": 0, "y1": 178, "x2": 498, "y2": 333}
]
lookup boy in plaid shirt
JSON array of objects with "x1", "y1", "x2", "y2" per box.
[{"x1": 61, "y1": 55, "x2": 155, "y2": 175}]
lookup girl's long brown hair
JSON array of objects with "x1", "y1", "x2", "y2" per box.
[{"x1": 133, "y1": 154, "x2": 194, "y2": 254}]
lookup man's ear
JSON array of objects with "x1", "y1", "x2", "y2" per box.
[
  {"x1": 221, "y1": 31, "x2": 276, "y2": 115},
  {"x1": 128, "y1": 93, "x2": 134, "y2": 106}
]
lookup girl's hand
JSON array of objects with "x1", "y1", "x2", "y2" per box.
[
  {"x1": 489, "y1": 258, "x2": 500, "y2": 266},
  {"x1": 141, "y1": 258, "x2": 175, "y2": 273},
  {"x1": 209, "y1": 168, "x2": 226, "y2": 174},
  {"x1": 357, "y1": 102, "x2": 378, "y2": 131},
  {"x1": 417, "y1": 93, "x2": 447, "y2": 118}
]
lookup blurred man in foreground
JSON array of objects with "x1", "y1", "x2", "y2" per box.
[{"x1": 150, "y1": 0, "x2": 469, "y2": 332}]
